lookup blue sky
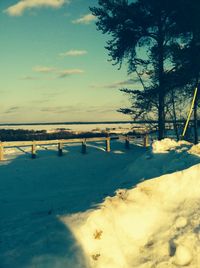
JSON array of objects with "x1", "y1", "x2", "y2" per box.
[{"x1": 0, "y1": 0, "x2": 137, "y2": 123}]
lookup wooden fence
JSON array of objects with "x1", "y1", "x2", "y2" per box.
[{"x1": 0, "y1": 134, "x2": 149, "y2": 161}]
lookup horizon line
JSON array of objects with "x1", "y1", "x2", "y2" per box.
[{"x1": 0, "y1": 119, "x2": 188, "y2": 126}]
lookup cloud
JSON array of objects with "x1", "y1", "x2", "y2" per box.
[
  {"x1": 72, "y1": 13, "x2": 96, "y2": 25},
  {"x1": 40, "y1": 106, "x2": 82, "y2": 114},
  {"x1": 91, "y1": 79, "x2": 138, "y2": 89},
  {"x1": 4, "y1": 106, "x2": 22, "y2": 114},
  {"x1": 5, "y1": 0, "x2": 69, "y2": 16},
  {"x1": 57, "y1": 69, "x2": 84, "y2": 78},
  {"x1": 33, "y1": 66, "x2": 56, "y2": 73},
  {"x1": 40, "y1": 104, "x2": 118, "y2": 115},
  {"x1": 59, "y1": 50, "x2": 87, "y2": 57},
  {"x1": 20, "y1": 75, "x2": 39, "y2": 80},
  {"x1": 23, "y1": 66, "x2": 84, "y2": 80}
]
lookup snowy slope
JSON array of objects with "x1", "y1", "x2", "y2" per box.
[
  {"x1": 1, "y1": 139, "x2": 200, "y2": 267},
  {"x1": 63, "y1": 162, "x2": 200, "y2": 268}
]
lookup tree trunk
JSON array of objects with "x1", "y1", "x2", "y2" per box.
[
  {"x1": 171, "y1": 89, "x2": 179, "y2": 141},
  {"x1": 158, "y1": 19, "x2": 165, "y2": 140},
  {"x1": 158, "y1": 92, "x2": 165, "y2": 140},
  {"x1": 194, "y1": 87, "x2": 198, "y2": 144}
]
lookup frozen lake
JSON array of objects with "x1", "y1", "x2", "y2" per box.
[{"x1": 0, "y1": 122, "x2": 133, "y2": 134}]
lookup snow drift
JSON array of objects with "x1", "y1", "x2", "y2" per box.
[
  {"x1": 62, "y1": 139, "x2": 200, "y2": 268},
  {"x1": 189, "y1": 143, "x2": 200, "y2": 156},
  {"x1": 152, "y1": 138, "x2": 191, "y2": 153}
]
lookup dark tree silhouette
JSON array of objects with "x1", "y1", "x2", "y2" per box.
[
  {"x1": 170, "y1": 0, "x2": 200, "y2": 143},
  {"x1": 90, "y1": 0, "x2": 189, "y2": 140}
]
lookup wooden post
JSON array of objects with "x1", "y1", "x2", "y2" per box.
[
  {"x1": 106, "y1": 137, "x2": 111, "y2": 152},
  {"x1": 82, "y1": 140, "x2": 86, "y2": 154},
  {"x1": 31, "y1": 141, "x2": 36, "y2": 159},
  {"x1": 0, "y1": 142, "x2": 4, "y2": 161},
  {"x1": 58, "y1": 142, "x2": 63, "y2": 156},
  {"x1": 144, "y1": 134, "x2": 149, "y2": 147},
  {"x1": 125, "y1": 136, "x2": 130, "y2": 149}
]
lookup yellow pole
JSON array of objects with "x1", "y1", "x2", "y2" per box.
[{"x1": 182, "y1": 87, "x2": 198, "y2": 138}]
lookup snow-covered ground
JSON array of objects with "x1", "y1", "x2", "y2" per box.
[{"x1": 1, "y1": 139, "x2": 200, "y2": 267}]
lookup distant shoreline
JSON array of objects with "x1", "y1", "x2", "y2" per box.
[{"x1": 0, "y1": 120, "x2": 185, "y2": 126}]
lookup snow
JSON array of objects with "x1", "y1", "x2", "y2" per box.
[
  {"x1": 1, "y1": 138, "x2": 200, "y2": 267},
  {"x1": 173, "y1": 245, "x2": 192, "y2": 266},
  {"x1": 62, "y1": 162, "x2": 200, "y2": 268},
  {"x1": 175, "y1": 217, "x2": 188, "y2": 228},
  {"x1": 189, "y1": 143, "x2": 200, "y2": 156},
  {"x1": 152, "y1": 138, "x2": 191, "y2": 153}
]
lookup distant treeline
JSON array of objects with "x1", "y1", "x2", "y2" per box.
[
  {"x1": 0, "y1": 129, "x2": 108, "y2": 142},
  {"x1": 0, "y1": 121, "x2": 132, "y2": 126}
]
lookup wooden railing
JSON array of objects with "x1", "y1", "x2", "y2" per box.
[{"x1": 0, "y1": 134, "x2": 149, "y2": 161}]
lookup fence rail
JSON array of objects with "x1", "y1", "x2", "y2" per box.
[{"x1": 0, "y1": 134, "x2": 149, "y2": 161}]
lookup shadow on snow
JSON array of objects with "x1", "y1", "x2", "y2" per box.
[{"x1": 0, "y1": 141, "x2": 199, "y2": 267}]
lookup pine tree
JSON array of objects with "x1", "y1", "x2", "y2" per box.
[{"x1": 91, "y1": 0, "x2": 188, "y2": 140}]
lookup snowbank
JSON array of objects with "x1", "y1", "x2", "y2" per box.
[
  {"x1": 62, "y1": 162, "x2": 200, "y2": 268},
  {"x1": 189, "y1": 143, "x2": 200, "y2": 156},
  {"x1": 152, "y1": 138, "x2": 191, "y2": 153}
]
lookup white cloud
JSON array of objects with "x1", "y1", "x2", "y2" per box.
[
  {"x1": 33, "y1": 66, "x2": 56, "y2": 73},
  {"x1": 5, "y1": 0, "x2": 69, "y2": 16},
  {"x1": 72, "y1": 13, "x2": 96, "y2": 25},
  {"x1": 58, "y1": 69, "x2": 84, "y2": 78},
  {"x1": 59, "y1": 49, "x2": 87, "y2": 57},
  {"x1": 26, "y1": 66, "x2": 84, "y2": 79}
]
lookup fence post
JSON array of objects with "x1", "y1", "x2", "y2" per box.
[
  {"x1": 31, "y1": 141, "x2": 36, "y2": 159},
  {"x1": 82, "y1": 139, "x2": 87, "y2": 154},
  {"x1": 125, "y1": 136, "x2": 130, "y2": 149},
  {"x1": 58, "y1": 142, "x2": 63, "y2": 156},
  {"x1": 0, "y1": 142, "x2": 4, "y2": 161},
  {"x1": 143, "y1": 134, "x2": 149, "y2": 147},
  {"x1": 106, "y1": 137, "x2": 111, "y2": 152}
]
